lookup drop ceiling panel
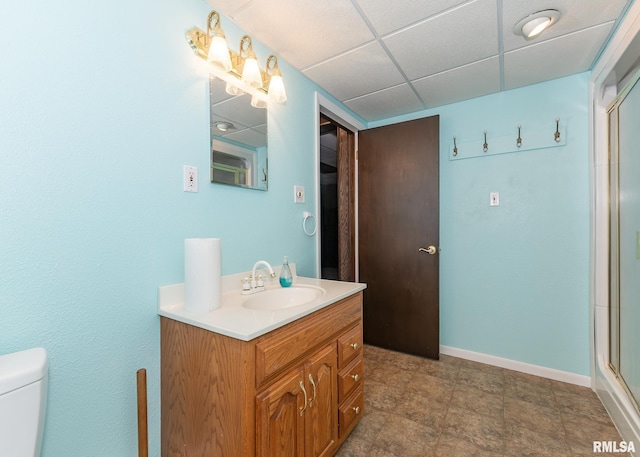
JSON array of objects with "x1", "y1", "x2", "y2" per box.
[
  {"x1": 502, "y1": 0, "x2": 629, "y2": 52},
  {"x1": 412, "y1": 57, "x2": 501, "y2": 108},
  {"x1": 303, "y1": 42, "x2": 406, "y2": 101},
  {"x1": 221, "y1": 128, "x2": 266, "y2": 148},
  {"x1": 226, "y1": 0, "x2": 375, "y2": 70},
  {"x1": 355, "y1": 0, "x2": 469, "y2": 35},
  {"x1": 212, "y1": 95, "x2": 266, "y2": 128},
  {"x1": 201, "y1": 0, "x2": 632, "y2": 122},
  {"x1": 344, "y1": 84, "x2": 424, "y2": 121},
  {"x1": 504, "y1": 22, "x2": 615, "y2": 90},
  {"x1": 383, "y1": 0, "x2": 499, "y2": 80}
]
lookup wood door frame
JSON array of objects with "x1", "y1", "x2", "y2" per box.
[{"x1": 314, "y1": 93, "x2": 366, "y2": 280}]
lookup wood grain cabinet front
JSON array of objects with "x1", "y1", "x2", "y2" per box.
[
  {"x1": 256, "y1": 343, "x2": 338, "y2": 457},
  {"x1": 161, "y1": 292, "x2": 363, "y2": 457}
]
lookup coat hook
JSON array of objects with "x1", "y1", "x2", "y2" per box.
[
  {"x1": 554, "y1": 118, "x2": 561, "y2": 142},
  {"x1": 483, "y1": 130, "x2": 488, "y2": 152},
  {"x1": 516, "y1": 124, "x2": 522, "y2": 148},
  {"x1": 453, "y1": 136, "x2": 458, "y2": 156}
]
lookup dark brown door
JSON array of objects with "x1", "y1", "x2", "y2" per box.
[{"x1": 358, "y1": 116, "x2": 439, "y2": 359}]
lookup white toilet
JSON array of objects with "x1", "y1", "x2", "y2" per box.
[{"x1": 0, "y1": 348, "x2": 48, "y2": 457}]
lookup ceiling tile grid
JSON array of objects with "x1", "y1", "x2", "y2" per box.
[
  {"x1": 412, "y1": 56, "x2": 502, "y2": 108},
  {"x1": 503, "y1": 22, "x2": 616, "y2": 90},
  {"x1": 344, "y1": 83, "x2": 424, "y2": 120},
  {"x1": 382, "y1": 0, "x2": 499, "y2": 81},
  {"x1": 501, "y1": 0, "x2": 629, "y2": 52},
  {"x1": 302, "y1": 42, "x2": 406, "y2": 101},
  {"x1": 205, "y1": 0, "x2": 633, "y2": 122},
  {"x1": 354, "y1": 0, "x2": 470, "y2": 36}
]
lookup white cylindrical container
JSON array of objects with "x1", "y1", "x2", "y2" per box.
[{"x1": 184, "y1": 238, "x2": 221, "y2": 314}]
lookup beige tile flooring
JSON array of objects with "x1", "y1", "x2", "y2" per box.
[{"x1": 336, "y1": 345, "x2": 629, "y2": 457}]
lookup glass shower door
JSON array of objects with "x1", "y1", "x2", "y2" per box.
[{"x1": 608, "y1": 69, "x2": 640, "y2": 413}]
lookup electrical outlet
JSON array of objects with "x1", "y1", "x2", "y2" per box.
[
  {"x1": 490, "y1": 192, "x2": 500, "y2": 206},
  {"x1": 183, "y1": 165, "x2": 198, "y2": 192},
  {"x1": 294, "y1": 185, "x2": 305, "y2": 203}
]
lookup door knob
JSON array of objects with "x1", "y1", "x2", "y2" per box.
[{"x1": 418, "y1": 246, "x2": 437, "y2": 255}]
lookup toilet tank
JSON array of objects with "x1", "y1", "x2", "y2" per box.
[{"x1": 0, "y1": 348, "x2": 48, "y2": 457}]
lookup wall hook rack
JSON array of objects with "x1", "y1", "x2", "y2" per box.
[{"x1": 450, "y1": 119, "x2": 566, "y2": 161}]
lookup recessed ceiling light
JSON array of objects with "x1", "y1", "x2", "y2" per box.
[
  {"x1": 214, "y1": 121, "x2": 235, "y2": 132},
  {"x1": 514, "y1": 9, "x2": 560, "y2": 39}
]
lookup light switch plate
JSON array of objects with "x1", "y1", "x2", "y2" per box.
[
  {"x1": 184, "y1": 165, "x2": 198, "y2": 192},
  {"x1": 490, "y1": 192, "x2": 499, "y2": 206},
  {"x1": 294, "y1": 185, "x2": 305, "y2": 203}
]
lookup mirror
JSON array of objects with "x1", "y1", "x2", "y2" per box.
[{"x1": 209, "y1": 76, "x2": 268, "y2": 190}]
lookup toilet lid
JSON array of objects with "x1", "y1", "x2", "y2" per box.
[{"x1": 0, "y1": 348, "x2": 48, "y2": 395}]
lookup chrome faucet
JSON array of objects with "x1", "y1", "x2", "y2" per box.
[{"x1": 241, "y1": 260, "x2": 276, "y2": 295}]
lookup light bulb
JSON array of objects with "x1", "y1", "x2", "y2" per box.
[
  {"x1": 522, "y1": 17, "x2": 551, "y2": 38},
  {"x1": 207, "y1": 31, "x2": 232, "y2": 72},
  {"x1": 242, "y1": 56, "x2": 263, "y2": 89},
  {"x1": 225, "y1": 82, "x2": 244, "y2": 96},
  {"x1": 268, "y1": 74, "x2": 287, "y2": 103},
  {"x1": 251, "y1": 95, "x2": 268, "y2": 109}
]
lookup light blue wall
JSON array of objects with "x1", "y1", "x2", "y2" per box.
[
  {"x1": 1, "y1": 0, "x2": 591, "y2": 455},
  {"x1": 372, "y1": 73, "x2": 591, "y2": 376},
  {"x1": 0, "y1": 1, "x2": 339, "y2": 455}
]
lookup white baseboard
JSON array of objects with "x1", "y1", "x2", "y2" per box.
[{"x1": 440, "y1": 345, "x2": 591, "y2": 387}]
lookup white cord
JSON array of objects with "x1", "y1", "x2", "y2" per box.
[{"x1": 302, "y1": 211, "x2": 317, "y2": 236}]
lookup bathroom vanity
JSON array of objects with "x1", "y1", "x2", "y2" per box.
[{"x1": 158, "y1": 273, "x2": 366, "y2": 457}]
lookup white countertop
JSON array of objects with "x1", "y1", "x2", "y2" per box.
[{"x1": 158, "y1": 267, "x2": 366, "y2": 341}]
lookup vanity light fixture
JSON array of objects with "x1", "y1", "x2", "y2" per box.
[
  {"x1": 185, "y1": 10, "x2": 287, "y2": 107},
  {"x1": 206, "y1": 11, "x2": 232, "y2": 72},
  {"x1": 514, "y1": 9, "x2": 560, "y2": 39},
  {"x1": 266, "y1": 55, "x2": 287, "y2": 103}
]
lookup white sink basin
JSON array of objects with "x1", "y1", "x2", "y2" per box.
[{"x1": 243, "y1": 285, "x2": 325, "y2": 311}]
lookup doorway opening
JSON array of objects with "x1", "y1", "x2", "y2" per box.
[{"x1": 318, "y1": 114, "x2": 356, "y2": 282}]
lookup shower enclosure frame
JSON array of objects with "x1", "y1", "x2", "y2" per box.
[{"x1": 590, "y1": 2, "x2": 640, "y2": 452}]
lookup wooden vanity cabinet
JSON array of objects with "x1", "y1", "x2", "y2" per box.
[
  {"x1": 161, "y1": 292, "x2": 363, "y2": 457},
  {"x1": 256, "y1": 343, "x2": 337, "y2": 457}
]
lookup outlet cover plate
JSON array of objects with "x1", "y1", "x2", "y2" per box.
[{"x1": 294, "y1": 185, "x2": 305, "y2": 203}]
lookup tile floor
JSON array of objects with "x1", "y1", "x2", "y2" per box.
[{"x1": 335, "y1": 345, "x2": 630, "y2": 457}]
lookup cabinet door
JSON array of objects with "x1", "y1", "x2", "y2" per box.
[
  {"x1": 305, "y1": 344, "x2": 338, "y2": 457},
  {"x1": 256, "y1": 367, "x2": 306, "y2": 457}
]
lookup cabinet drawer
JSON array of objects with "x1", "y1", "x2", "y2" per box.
[
  {"x1": 256, "y1": 293, "x2": 361, "y2": 387},
  {"x1": 338, "y1": 355, "x2": 363, "y2": 402},
  {"x1": 337, "y1": 324, "x2": 362, "y2": 368},
  {"x1": 338, "y1": 385, "x2": 364, "y2": 438}
]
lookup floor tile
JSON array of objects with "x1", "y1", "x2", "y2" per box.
[
  {"x1": 373, "y1": 414, "x2": 439, "y2": 457},
  {"x1": 435, "y1": 432, "x2": 504, "y2": 457},
  {"x1": 505, "y1": 425, "x2": 571, "y2": 457},
  {"x1": 504, "y1": 395, "x2": 563, "y2": 439},
  {"x1": 450, "y1": 385, "x2": 504, "y2": 420},
  {"x1": 442, "y1": 406, "x2": 506, "y2": 453},
  {"x1": 334, "y1": 345, "x2": 629, "y2": 457}
]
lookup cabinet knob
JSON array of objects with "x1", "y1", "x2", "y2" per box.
[
  {"x1": 350, "y1": 342, "x2": 359, "y2": 350},
  {"x1": 351, "y1": 373, "x2": 360, "y2": 382},
  {"x1": 352, "y1": 406, "x2": 360, "y2": 415}
]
